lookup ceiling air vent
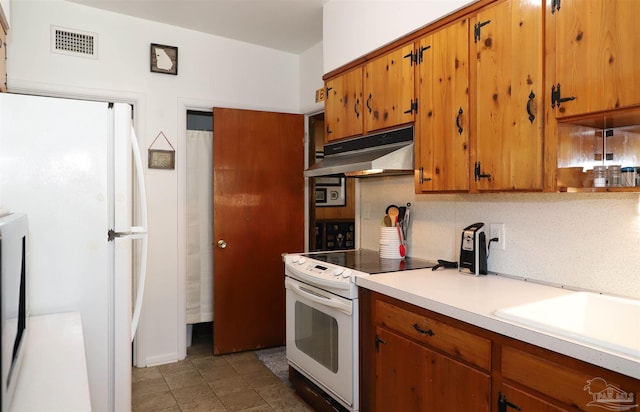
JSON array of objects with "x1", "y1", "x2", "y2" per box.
[{"x1": 51, "y1": 26, "x2": 98, "y2": 59}]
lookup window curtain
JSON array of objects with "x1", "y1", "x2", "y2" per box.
[{"x1": 186, "y1": 129, "x2": 213, "y2": 324}]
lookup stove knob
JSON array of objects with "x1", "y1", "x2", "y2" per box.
[
  {"x1": 341, "y1": 269, "x2": 353, "y2": 279},
  {"x1": 290, "y1": 255, "x2": 299, "y2": 263},
  {"x1": 297, "y1": 257, "x2": 306, "y2": 265},
  {"x1": 333, "y1": 267, "x2": 344, "y2": 277}
]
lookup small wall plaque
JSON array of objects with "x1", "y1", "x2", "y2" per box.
[
  {"x1": 149, "y1": 150, "x2": 175, "y2": 169},
  {"x1": 148, "y1": 131, "x2": 175, "y2": 169}
]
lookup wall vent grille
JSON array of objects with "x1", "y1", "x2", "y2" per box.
[{"x1": 51, "y1": 26, "x2": 98, "y2": 59}]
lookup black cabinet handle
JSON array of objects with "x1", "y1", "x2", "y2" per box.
[
  {"x1": 526, "y1": 91, "x2": 536, "y2": 123},
  {"x1": 413, "y1": 323, "x2": 434, "y2": 336},
  {"x1": 456, "y1": 107, "x2": 464, "y2": 135},
  {"x1": 366, "y1": 93, "x2": 373, "y2": 114},
  {"x1": 354, "y1": 98, "x2": 360, "y2": 118}
]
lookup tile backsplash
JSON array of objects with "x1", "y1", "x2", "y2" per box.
[{"x1": 360, "y1": 176, "x2": 640, "y2": 299}]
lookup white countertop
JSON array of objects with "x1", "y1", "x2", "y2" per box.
[
  {"x1": 11, "y1": 312, "x2": 92, "y2": 412},
  {"x1": 355, "y1": 268, "x2": 640, "y2": 379}
]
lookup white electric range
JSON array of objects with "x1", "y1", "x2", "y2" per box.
[{"x1": 284, "y1": 249, "x2": 436, "y2": 411}]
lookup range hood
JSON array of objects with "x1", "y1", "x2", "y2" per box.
[{"x1": 305, "y1": 126, "x2": 414, "y2": 178}]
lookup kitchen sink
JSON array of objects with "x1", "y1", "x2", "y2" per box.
[{"x1": 494, "y1": 292, "x2": 640, "y2": 360}]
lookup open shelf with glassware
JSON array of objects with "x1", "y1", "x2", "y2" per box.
[{"x1": 555, "y1": 108, "x2": 640, "y2": 193}]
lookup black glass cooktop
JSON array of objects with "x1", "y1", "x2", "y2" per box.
[{"x1": 301, "y1": 249, "x2": 436, "y2": 274}]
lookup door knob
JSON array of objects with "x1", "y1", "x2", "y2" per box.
[{"x1": 217, "y1": 240, "x2": 227, "y2": 249}]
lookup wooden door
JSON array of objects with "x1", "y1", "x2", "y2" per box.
[
  {"x1": 552, "y1": 0, "x2": 640, "y2": 118},
  {"x1": 364, "y1": 44, "x2": 415, "y2": 133},
  {"x1": 212, "y1": 107, "x2": 304, "y2": 354},
  {"x1": 415, "y1": 19, "x2": 470, "y2": 192},
  {"x1": 472, "y1": 0, "x2": 544, "y2": 191},
  {"x1": 325, "y1": 68, "x2": 363, "y2": 142}
]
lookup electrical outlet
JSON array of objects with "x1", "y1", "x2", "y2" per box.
[{"x1": 489, "y1": 223, "x2": 505, "y2": 250}]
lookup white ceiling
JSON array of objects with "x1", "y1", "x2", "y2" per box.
[{"x1": 67, "y1": 0, "x2": 327, "y2": 54}]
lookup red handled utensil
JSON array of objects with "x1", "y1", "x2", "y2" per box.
[{"x1": 396, "y1": 223, "x2": 406, "y2": 257}]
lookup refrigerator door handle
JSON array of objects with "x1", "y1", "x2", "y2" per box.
[{"x1": 130, "y1": 125, "x2": 148, "y2": 341}]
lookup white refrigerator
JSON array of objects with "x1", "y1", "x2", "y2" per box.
[{"x1": 0, "y1": 93, "x2": 148, "y2": 412}]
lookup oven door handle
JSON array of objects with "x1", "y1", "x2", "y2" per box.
[{"x1": 285, "y1": 278, "x2": 353, "y2": 316}]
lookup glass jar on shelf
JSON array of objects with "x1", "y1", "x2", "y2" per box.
[
  {"x1": 593, "y1": 165, "x2": 607, "y2": 188},
  {"x1": 608, "y1": 165, "x2": 622, "y2": 187},
  {"x1": 621, "y1": 167, "x2": 636, "y2": 187}
]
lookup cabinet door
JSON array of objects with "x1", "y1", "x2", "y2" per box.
[
  {"x1": 415, "y1": 19, "x2": 470, "y2": 192},
  {"x1": 324, "y1": 68, "x2": 364, "y2": 142},
  {"x1": 364, "y1": 44, "x2": 415, "y2": 133},
  {"x1": 473, "y1": 0, "x2": 544, "y2": 191},
  {"x1": 375, "y1": 327, "x2": 491, "y2": 412},
  {"x1": 552, "y1": 0, "x2": 640, "y2": 117},
  {"x1": 499, "y1": 383, "x2": 567, "y2": 412},
  {"x1": 375, "y1": 327, "x2": 428, "y2": 412}
]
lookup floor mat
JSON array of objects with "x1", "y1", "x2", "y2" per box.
[{"x1": 256, "y1": 346, "x2": 289, "y2": 383}]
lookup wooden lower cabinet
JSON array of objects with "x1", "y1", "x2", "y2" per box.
[
  {"x1": 376, "y1": 327, "x2": 490, "y2": 411},
  {"x1": 361, "y1": 290, "x2": 640, "y2": 412}
]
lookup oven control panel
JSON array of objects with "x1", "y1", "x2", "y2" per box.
[{"x1": 283, "y1": 254, "x2": 366, "y2": 298}]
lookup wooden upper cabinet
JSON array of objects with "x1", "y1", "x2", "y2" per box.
[
  {"x1": 324, "y1": 67, "x2": 364, "y2": 142},
  {"x1": 363, "y1": 43, "x2": 415, "y2": 133},
  {"x1": 472, "y1": 0, "x2": 544, "y2": 191},
  {"x1": 415, "y1": 19, "x2": 470, "y2": 192},
  {"x1": 551, "y1": 0, "x2": 640, "y2": 118}
]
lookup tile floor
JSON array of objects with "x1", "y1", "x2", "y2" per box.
[{"x1": 132, "y1": 328, "x2": 314, "y2": 412}]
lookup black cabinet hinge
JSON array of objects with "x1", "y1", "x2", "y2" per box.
[
  {"x1": 375, "y1": 335, "x2": 387, "y2": 352},
  {"x1": 419, "y1": 167, "x2": 432, "y2": 184},
  {"x1": 551, "y1": 83, "x2": 576, "y2": 108},
  {"x1": 417, "y1": 45, "x2": 431, "y2": 64},
  {"x1": 551, "y1": 0, "x2": 561, "y2": 14},
  {"x1": 404, "y1": 50, "x2": 418, "y2": 66},
  {"x1": 498, "y1": 392, "x2": 522, "y2": 412},
  {"x1": 474, "y1": 20, "x2": 492, "y2": 43},
  {"x1": 474, "y1": 162, "x2": 491, "y2": 181},
  {"x1": 404, "y1": 99, "x2": 418, "y2": 115}
]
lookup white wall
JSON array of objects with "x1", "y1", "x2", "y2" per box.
[
  {"x1": 6, "y1": 0, "x2": 301, "y2": 397},
  {"x1": 299, "y1": 41, "x2": 324, "y2": 114},
  {"x1": 323, "y1": 0, "x2": 471, "y2": 72}
]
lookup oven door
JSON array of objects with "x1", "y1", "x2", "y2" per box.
[{"x1": 285, "y1": 276, "x2": 355, "y2": 409}]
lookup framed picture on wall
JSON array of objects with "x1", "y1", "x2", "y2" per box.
[
  {"x1": 315, "y1": 177, "x2": 346, "y2": 207},
  {"x1": 150, "y1": 43, "x2": 178, "y2": 75}
]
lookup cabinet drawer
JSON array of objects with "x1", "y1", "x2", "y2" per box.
[
  {"x1": 502, "y1": 345, "x2": 640, "y2": 410},
  {"x1": 374, "y1": 300, "x2": 491, "y2": 370}
]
